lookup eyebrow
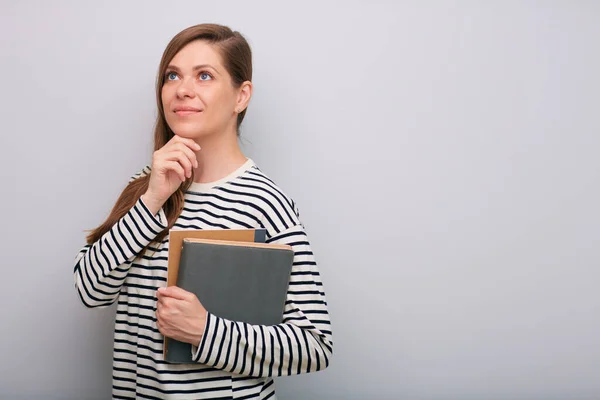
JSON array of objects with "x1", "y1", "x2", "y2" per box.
[{"x1": 166, "y1": 64, "x2": 220, "y2": 75}]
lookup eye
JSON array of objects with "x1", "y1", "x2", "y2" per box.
[
  {"x1": 199, "y1": 72, "x2": 213, "y2": 81},
  {"x1": 166, "y1": 72, "x2": 179, "y2": 81}
]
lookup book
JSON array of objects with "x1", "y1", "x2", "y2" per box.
[
  {"x1": 164, "y1": 238, "x2": 294, "y2": 364},
  {"x1": 162, "y1": 228, "x2": 266, "y2": 359},
  {"x1": 166, "y1": 228, "x2": 267, "y2": 287}
]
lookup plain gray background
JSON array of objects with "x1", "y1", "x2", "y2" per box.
[{"x1": 1, "y1": 1, "x2": 599, "y2": 399}]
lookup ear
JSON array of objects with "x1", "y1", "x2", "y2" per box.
[{"x1": 235, "y1": 81, "x2": 253, "y2": 114}]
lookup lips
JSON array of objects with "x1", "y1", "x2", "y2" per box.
[{"x1": 173, "y1": 105, "x2": 202, "y2": 116}]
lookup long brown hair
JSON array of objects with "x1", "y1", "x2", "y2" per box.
[{"x1": 86, "y1": 23, "x2": 253, "y2": 246}]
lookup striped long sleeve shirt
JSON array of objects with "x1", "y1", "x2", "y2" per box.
[{"x1": 73, "y1": 159, "x2": 333, "y2": 399}]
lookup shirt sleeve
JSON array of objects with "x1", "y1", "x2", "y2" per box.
[{"x1": 73, "y1": 186, "x2": 167, "y2": 308}]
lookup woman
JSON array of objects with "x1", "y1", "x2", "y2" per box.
[{"x1": 73, "y1": 23, "x2": 333, "y2": 399}]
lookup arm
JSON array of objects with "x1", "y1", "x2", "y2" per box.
[
  {"x1": 73, "y1": 176, "x2": 167, "y2": 308},
  {"x1": 75, "y1": 136, "x2": 201, "y2": 308},
  {"x1": 192, "y1": 224, "x2": 333, "y2": 377}
]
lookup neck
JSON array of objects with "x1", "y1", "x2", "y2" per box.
[{"x1": 192, "y1": 129, "x2": 247, "y2": 184}]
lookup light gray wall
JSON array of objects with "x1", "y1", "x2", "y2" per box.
[{"x1": 1, "y1": 1, "x2": 599, "y2": 399}]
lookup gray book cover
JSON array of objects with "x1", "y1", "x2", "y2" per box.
[{"x1": 164, "y1": 239, "x2": 294, "y2": 364}]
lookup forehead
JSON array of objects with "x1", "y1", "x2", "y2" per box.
[{"x1": 169, "y1": 40, "x2": 223, "y2": 69}]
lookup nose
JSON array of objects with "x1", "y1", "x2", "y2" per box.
[{"x1": 176, "y1": 78, "x2": 196, "y2": 99}]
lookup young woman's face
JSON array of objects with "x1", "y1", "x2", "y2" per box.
[{"x1": 161, "y1": 40, "x2": 240, "y2": 140}]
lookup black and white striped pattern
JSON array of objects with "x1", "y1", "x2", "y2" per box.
[{"x1": 73, "y1": 160, "x2": 333, "y2": 399}]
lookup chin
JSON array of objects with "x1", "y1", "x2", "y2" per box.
[{"x1": 170, "y1": 124, "x2": 210, "y2": 140}]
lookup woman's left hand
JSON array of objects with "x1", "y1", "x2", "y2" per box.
[{"x1": 156, "y1": 286, "x2": 207, "y2": 346}]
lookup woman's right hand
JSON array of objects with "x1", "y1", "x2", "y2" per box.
[{"x1": 141, "y1": 135, "x2": 200, "y2": 214}]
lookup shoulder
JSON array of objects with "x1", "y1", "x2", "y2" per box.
[
  {"x1": 128, "y1": 165, "x2": 152, "y2": 183},
  {"x1": 239, "y1": 164, "x2": 300, "y2": 217},
  {"x1": 228, "y1": 163, "x2": 303, "y2": 234}
]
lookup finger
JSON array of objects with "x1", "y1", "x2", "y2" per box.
[
  {"x1": 164, "y1": 150, "x2": 193, "y2": 178},
  {"x1": 154, "y1": 153, "x2": 186, "y2": 179},
  {"x1": 161, "y1": 160, "x2": 186, "y2": 182},
  {"x1": 156, "y1": 304, "x2": 169, "y2": 320},
  {"x1": 173, "y1": 142, "x2": 199, "y2": 169},
  {"x1": 171, "y1": 135, "x2": 201, "y2": 152},
  {"x1": 157, "y1": 285, "x2": 190, "y2": 301}
]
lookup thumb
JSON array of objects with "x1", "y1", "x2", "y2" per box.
[{"x1": 157, "y1": 285, "x2": 189, "y2": 300}]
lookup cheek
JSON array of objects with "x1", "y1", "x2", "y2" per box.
[{"x1": 208, "y1": 91, "x2": 236, "y2": 118}]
